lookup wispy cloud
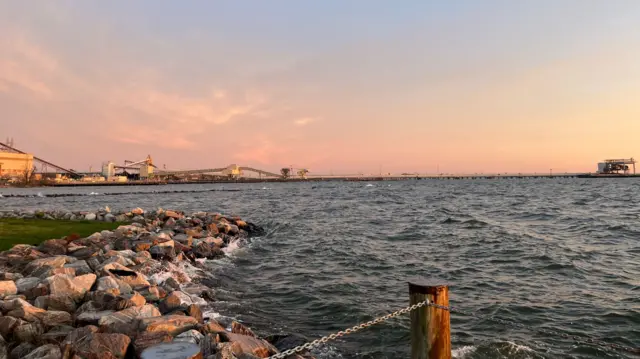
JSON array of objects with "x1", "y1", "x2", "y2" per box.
[{"x1": 293, "y1": 117, "x2": 317, "y2": 126}]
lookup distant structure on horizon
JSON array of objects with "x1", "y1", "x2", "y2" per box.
[{"x1": 596, "y1": 158, "x2": 636, "y2": 175}]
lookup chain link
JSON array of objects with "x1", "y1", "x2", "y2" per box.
[
  {"x1": 267, "y1": 299, "x2": 435, "y2": 359},
  {"x1": 267, "y1": 300, "x2": 640, "y2": 358}
]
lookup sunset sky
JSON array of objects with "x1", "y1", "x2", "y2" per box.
[{"x1": 1, "y1": 1, "x2": 640, "y2": 174}]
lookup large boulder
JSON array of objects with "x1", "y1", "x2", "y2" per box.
[
  {"x1": 63, "y1": 260, "x2": 93, "y2": 276},
  {"x1": 99, "y1": 263, "x2": 150, "y2": 287},
  {"x1": 222, "y1": 333, "x2": 278, "y2": 358},
  {"x1": 73, "y1": 333, "x2": 131, "y2": 359},
  {"x1": 38, "y1": 310, "x2": 73, "y2": 329},
  {"x1": 47, "y1": 273, "x2": 96, "y2": 300},
  {"x1": 22, "y1": 344, "x2": 61, "y2": 359},
  {"x1": 96, "y1": 277, "x2": 132, "y2": 295},
  {"x1": 76, "y1": 310, "x2": 116, "y2": 326},
  {"x1": 138, "y1": 315, "x2": 198, "y2": 334},
  {"x1": 40, "y1": 325, "x2": 75, "y2": 344},
  {"x1": 15, "y1": 278, "x2": 40, "y2": 294},
  {"x1": 38, "y1": 239, "x2": 68, "y2": 256},
  {"x1": 45, "y1": 295, "x2": 76, "y2": 313},
  {"x1": 159, "y1": 291, "x2": 193, "y2": 314},
  {"x1": 173, "y1": 329, "x2": 203, "y2": 344},
  {"x1": 0, "y1": 316, "x2": 22, "y2": 338},
  {"x1": 10, "y1": 342, "x2": 36, "y2": 359},
  {"x1": 25, "y1": 257, "x2": 68, "y2": 274},
  {"x1": 13, "y1": 322, "x2": 44, "y2": 343},
  {"x1": 0, "y1": 281, "x2": 17, "y2": 298},
  {"x1": 37, "y1": 268, "x2": 76, "y2": 280},
  {"x1": 186, "y1": 304, "x2": 203, "y2": 324},
  {"x1": 98, "y1": 304, "x2": 161, "y2": 334},
  {"x1": 137, "y1": 286, "x2": 165, "y2": 302},
  {"x1": 192, "y1": 242, "x2": 224, "y2": 259},
  {"x1": 112, "y1": 292, "x2": 146, "y2": 310},
  {"x1": 149, "y1": 241, "x2": 175, "y2": 259},
  {"x1": 5, "y1": 299, "x2": 46, "y2": 322}
]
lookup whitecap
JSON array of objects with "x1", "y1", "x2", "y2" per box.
[
  {"x1": 36, "y1": 192, "x2": 45, "y2": 197},
  {"x1": 452, "y1": 345, "x2": 477, "y2": 358},
  {"x1": 365, "y1": 184, "x2": 374, "y2": 187},
  {"x1": 89, "y1": 192, "x2": 100, "y2": 195},
  {"x1": 222, "y1": 238, "x2": 246, "y2": 255}
]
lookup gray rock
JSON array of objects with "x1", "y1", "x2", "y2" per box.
[
  {"x1": 76, "y1": 310, "x2": 116, "y2": 326},
  {"x1": 99, "y1": 304, "x2": 161, "y2": 335},
  {"x1": 85, "y1": 213, "x2": 97, "y2": 221},
  {"x1": 9, "y1": 342, "x2": 35, "y2": 359},
  {"x1": 13, "y1": 322, "x2": 44, "y2": 343},
  {"x1": 22, "y1": 344, "x2": 61, "y2": 359},
  {"x1": 63, "y1": 260, "x2": 93, "y2": 276},
  {"x1": 96, "y1": 277, "x2": 132, "y2": 294},
  {"x1": 25, "y1": 257, "x2": 67, "y2": 274},
  {"x1": 45, "y1": 295, "x2": 76, "y2": 313},
  {"x1": 0, "y1": 316, "x2": 22, "y2": 338},
  {"x1": 174, "y1": 329, "x2": 204, "y2": 344},
  {"x1": 5, "y1": 299, "x2": 46, "y2": 322},
  {"x1": 41, "y1": 325, "x2": 74, "y2": 344},
  {"x1": 105, "y1": 213, "x2": 116, "y2": 222},
  {"x1": 15, "y1": 278, "x2": 41, "y2": 294}
]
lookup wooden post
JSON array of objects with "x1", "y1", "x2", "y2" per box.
[{"x1": 409, "y1": 282, "x2": 451, "y2": 359}]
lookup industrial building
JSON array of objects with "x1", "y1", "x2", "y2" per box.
[{"x1": 0, "y1": 152, "x2": 34, "y2": 178}]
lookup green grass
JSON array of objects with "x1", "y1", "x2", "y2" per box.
[{"x1": 0, "y1": 219, "x2": 122, "y2": 251}]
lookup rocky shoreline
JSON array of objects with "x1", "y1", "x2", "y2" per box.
[{"x1": 0, "y1": 208, "x2": 313, "y2": 359}]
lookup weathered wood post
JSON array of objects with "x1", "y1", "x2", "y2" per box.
[{"x1": 409, "y1": 282, "x2": 451, "y2": 359}]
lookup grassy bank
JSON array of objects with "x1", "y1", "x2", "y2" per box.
[{"x1": 0, "y1": 219, "x2": 122, "y2": 251}]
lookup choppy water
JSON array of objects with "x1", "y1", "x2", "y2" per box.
[{"x1": 2, "y1": 179, "x2": 640, "y2": 358}]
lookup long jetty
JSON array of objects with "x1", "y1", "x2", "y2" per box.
[{"x1": 42, "y1": 172, "x2": 640, "y2": 187}]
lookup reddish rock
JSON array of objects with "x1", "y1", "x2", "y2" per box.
[
  {"x1": 0, "y1": 281, "x2": 17, "y2": 298},
  {"x1": 186, "y1": 304, "x2": 203, "y2": 324},
  {"x1": 200, "y1": 320, "x2": 226, "y2": 334},
  {"x1": 159, "y1": 291, "x2": 193, "y2": 314},
  {"x1": 74, "y1": 333, "x2": 131, "y2": 359},
  {"x1": 138, "y1": 315, "x2": 198, "y2": 334},
  {"x1": 231, "y1": 321, "x2": 256, "y2": 337},
  {"x1": 38, "y1": 239, "x2": 68, "y2": 256}
]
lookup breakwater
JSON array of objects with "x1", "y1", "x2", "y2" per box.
[{"x1": 0, "y1": 208, "x2": 312, "y2": 359}]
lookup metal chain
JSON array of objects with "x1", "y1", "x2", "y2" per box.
[
  {"x1": 267, "y1": 299, "x2": 436, "y2": 359},
  {"x1": 445, "y1": 305, "x2": 640, "y2": 356},
  {"x1": 267, "y1": 300, "x2": 640, "y2": 358}
]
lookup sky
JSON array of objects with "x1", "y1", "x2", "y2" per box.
[{"x1": 1, "y1": 0, "x2": 640, "y2": 174}]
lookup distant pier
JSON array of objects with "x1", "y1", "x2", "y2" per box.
[{"x1": 43, "y1": 172, "x2": 640, "y2": 187}]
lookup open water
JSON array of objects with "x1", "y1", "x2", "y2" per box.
[{"x1": 1, "y1": 179, "x2": 639, "y2": 358}]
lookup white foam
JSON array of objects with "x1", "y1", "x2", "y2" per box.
[
  {"x1": 504, "y1": 341, "x2": 534, "y2": 353},
  {"x1": 36, "y1": 192, "x2": 44, "y2": 197},
  {"x1": 222, "y1": 238, "x2": 246, "y2": 255},
  {"x1": 89, "y1": 192, "x2": 100, "y2": 195},
  {"x1": 365, "y1": 184, "x2": 374, "y2": 187},
  {"x1": 262, "y1": 187, "x2": 271, "y2": 190},
  {"x1": 452, "y1": 345, "x2": 477, "y2": 358}
]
